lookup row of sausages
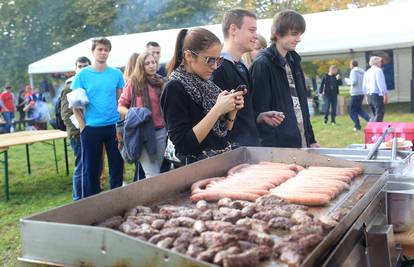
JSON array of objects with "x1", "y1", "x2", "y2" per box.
[{"x1": 191, "y1": 162, "x2": 363, "y2": 206}]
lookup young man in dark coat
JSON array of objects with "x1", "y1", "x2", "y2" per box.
[
  {"x1": 250, "y1": 10, "x2": 319, "y2": 148},
  {"x1": 211, "y1": 8, "x2": 284, "y2": 147}
]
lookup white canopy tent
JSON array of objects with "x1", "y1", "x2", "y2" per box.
[
  {"x1": 28, "y1": 2, "x2": 414, "y2": 101},
  {"x1": 28, "y1": 2, "x2": 414, "y2": 74}
]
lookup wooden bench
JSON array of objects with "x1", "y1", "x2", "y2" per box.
[{"x1": 0, "y1": 130, "x2": 68, "y2": 201}]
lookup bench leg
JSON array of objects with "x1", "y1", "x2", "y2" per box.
[
  {"x1": 4, "y1": 151, "x2": 9, "y2": 201},
  {"x1": 64, "y1": 138, "x2": 69, "y2": 176},
  {"x1": 53, "y1": 140, "x2": 58, "y2": 173},
  {"x1": 26, "y1": 144, "x2": 31, "y2": 175}
]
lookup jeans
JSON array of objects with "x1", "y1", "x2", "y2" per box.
[
  {"x1": 323, "y1": 95, "x2": 338, "y2": 123},
  {"x1": 2, "y1": 112, "x2": 14, "y2": 133},
  {"x1": 135, "y1": 127, "x2": 167, "y2": 179},
  {"x1": 70, "y1": 138, "x2": 86, "y2": 201},
  {"x1": 349, "y1": 95, "x2": 370, "y2": 129},
  {"x1": 80, "y1": 125, "x2": 123, "y2": 198},
  {"x1": 368, "y1": 94, "x2": 385, "y2": 122}
]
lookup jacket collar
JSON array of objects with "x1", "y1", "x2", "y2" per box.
[
  {"x1": 261, "y1": 43, "x2": 302, "y2": 68},
  {"x1": 220, "y1": 54, "x2": 251, "y2": 86}
]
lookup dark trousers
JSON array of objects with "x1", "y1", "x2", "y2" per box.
[
  {"x1": 368, "y1": 94, "x2": 385, "y2": 122},
  {"x1": 349, "y1": 95, "x2": 370, "y2": 129},
  {"x1": 324, "y1": 95, "x2": 337, "y2": 123},
  {"x1": 80, "y1": 124, "x2": 123, "y2": 198}
]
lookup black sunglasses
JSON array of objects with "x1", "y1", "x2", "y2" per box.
[{"x1": 189, "y1": 50, "x2": 223, "y2": 68}]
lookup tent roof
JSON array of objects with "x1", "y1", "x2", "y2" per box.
[{"x1": 28, "y1": 2, "x2": 414, "y2": 74}]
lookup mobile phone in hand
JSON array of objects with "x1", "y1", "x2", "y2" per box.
[{"x1": 234, "y1": 84, "x2": 247, "y2": 93}]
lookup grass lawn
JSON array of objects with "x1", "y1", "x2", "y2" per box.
[{"x1": 1, "y1": 102, "x2": 413, "y2": 266}]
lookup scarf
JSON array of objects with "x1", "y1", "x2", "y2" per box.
[
  {"x1": 136, "y1": 74, "x2": 164, "y2": 110},
  {"x1": 170, "y1": 65, "x2": 228, "y2": 137}
]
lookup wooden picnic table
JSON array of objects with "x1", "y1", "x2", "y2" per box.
[{"x1": 0, "y1": 130, "x2": 69, "y2": 201}]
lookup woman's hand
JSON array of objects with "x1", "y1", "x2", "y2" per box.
[
  {"x1": 212, "y1": 91, "x2": 243, "y2": 115},
  {"x1": 233, "y1": 91, "x2": 244, "y2": 110}
]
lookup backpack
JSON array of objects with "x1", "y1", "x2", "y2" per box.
[{"x1": 55, "y1": 94, "x2": 66, "y2": 131}]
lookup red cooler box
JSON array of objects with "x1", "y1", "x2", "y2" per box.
[{"x1": 364, "y1": 122, "x2": 414, "y2": 150}]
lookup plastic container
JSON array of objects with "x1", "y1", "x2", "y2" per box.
[{"x1": 364, "y1": 122, "x2": 414, "y2": 150}]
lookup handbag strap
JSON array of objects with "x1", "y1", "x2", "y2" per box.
[{"x1": 130, "y1": 80, "x2": 137, "y2": 108}]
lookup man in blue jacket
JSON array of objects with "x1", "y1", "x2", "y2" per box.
[{"x1": 250, "y1": 10, "x2": 319, "y2": 148}]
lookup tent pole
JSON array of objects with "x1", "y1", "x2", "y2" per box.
[
  {"x1": 411, "y1": 47, "x2": 414, "y2": 113},
  {"x1": 29, "y1": 74, "x2": 34, "y2": 88}
]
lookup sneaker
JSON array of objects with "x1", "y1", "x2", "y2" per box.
[
  {"x1": 324, "y1": 121, "x2": 327, "y2": 125},
  {"x1": 331, "y1": 122, "x2": 336, "y2": 126},
  {"x1": 353, "y1": 127, "x2": 361, "y2": 131}
]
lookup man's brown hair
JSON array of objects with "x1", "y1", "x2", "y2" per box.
[
  {"x1": 270, "y1": 10, "x2": 306, "y2": 42},
  {"x1": 91, "y1": 37, "x2": 112, "y2": 51},
  {"x1": 222, "y1": 8, "x2": 256, "y2": 39}
]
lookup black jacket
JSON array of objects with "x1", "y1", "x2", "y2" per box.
[
  {"x1": 250, "y1": 44, "x2": 316, "y2": 148},
  {"x1": 161, "y1": 80, "x2": 228, "y2": 158},
  {"x1": 211, "y1": 59, "x2": 260, "y2": 146},
  {"x1": 319, "y1": 74, "x2": 341, "y2": 96}
]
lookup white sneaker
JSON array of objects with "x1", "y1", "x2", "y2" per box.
[{"x1": 331, "y1": 122, "x2": 336, "y2": 126}]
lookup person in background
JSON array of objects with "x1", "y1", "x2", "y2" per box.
[
  {"x1": 250, "y1": 10, "x2": 319, "y2": 148},
  {"x1": 363, "y1": 56, "x2": 387, "y2": 122},
  {"x1": 30, "y1": 87, "x2": 49, "y2": 130},
  {"x1": 146, "y1": 41, "x2": 167, "y2": 77},
  {"x1": 161, "y1": 28, "x2": 245, "y2": 163},
  {"x1": 0, "y1": 86, "x2": 15, "y2": 133},
  {"x1": 146, "y1": 42, "x2": 171, "y2": 172},
  {"x1": 122, "y1": 52, "x2": 146, "y2": 180},
  {"x1": 348, "y1": 59, "x2": 370, "y2": 131},
  {"x1": 211, "y1": 8, "x2": 283, "y2": 147},
  {"x1": 242, "y1": 34, "x2": 267, "y2": 68},
  {"x1": 16, "y1": 89, "x2": 26, "y2": 122},
  {"x1": 124, "y1": 53, "x2": 140, "y2": 80},
  {"x1": 60, "y1": 56, "x2": 91, "y2": 201},
  {"x1": 118, "y1": 52, "x2": 166, "y2": 179},
  {"x1": 319, "y1": 65, "x2": 342, "y2": 125},
  {"x1": 71, "y1": 37, "x2": 125, "y2": 198},
  {"x1": 32, "y1": 87, "x2": 46, "y2": 102}
]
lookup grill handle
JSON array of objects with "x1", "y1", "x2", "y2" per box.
[
  {"x1": 366, "y1": 126, "x2": 391, "y2": 160},
  {"x1": 391, "y1": 137, "x2": 398, "y2": 161}
]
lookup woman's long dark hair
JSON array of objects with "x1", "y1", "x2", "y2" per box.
[{"x1": 167, "y1": 28, "x2": 221, "y2": 76}]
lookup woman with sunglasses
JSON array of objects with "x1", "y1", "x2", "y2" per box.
[
  {"x1": 161, "y1": 28, "x2": 245, "y2": 163},
  {"x1": 118, "y1": 52, "x2": 166, "y2": 179}
]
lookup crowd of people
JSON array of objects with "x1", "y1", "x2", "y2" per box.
[
  {"x1": 0, "y1": 84, "x2": 50, "y2": 133},
  {"x1": 1, "y1": 8, "x2": 391, "y2": 200},
  {"x1": 317, "y1": 55, "x2": 388, "y2": 131}
]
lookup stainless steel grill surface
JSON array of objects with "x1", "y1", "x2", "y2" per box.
[{"x1": 19, "y1": 147, "x2": 391, "y2": 267}]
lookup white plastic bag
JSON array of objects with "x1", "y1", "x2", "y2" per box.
[
  {"x1": 67, "y1": 88, "x2": 89, "y2": 109},
  {"x1": 70, "y1": 114, "x2": 80, "y2": 129}
]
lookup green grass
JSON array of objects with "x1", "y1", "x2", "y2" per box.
[{"x1": 1, "y1": 102, "x2": 414, "y2": 266}]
